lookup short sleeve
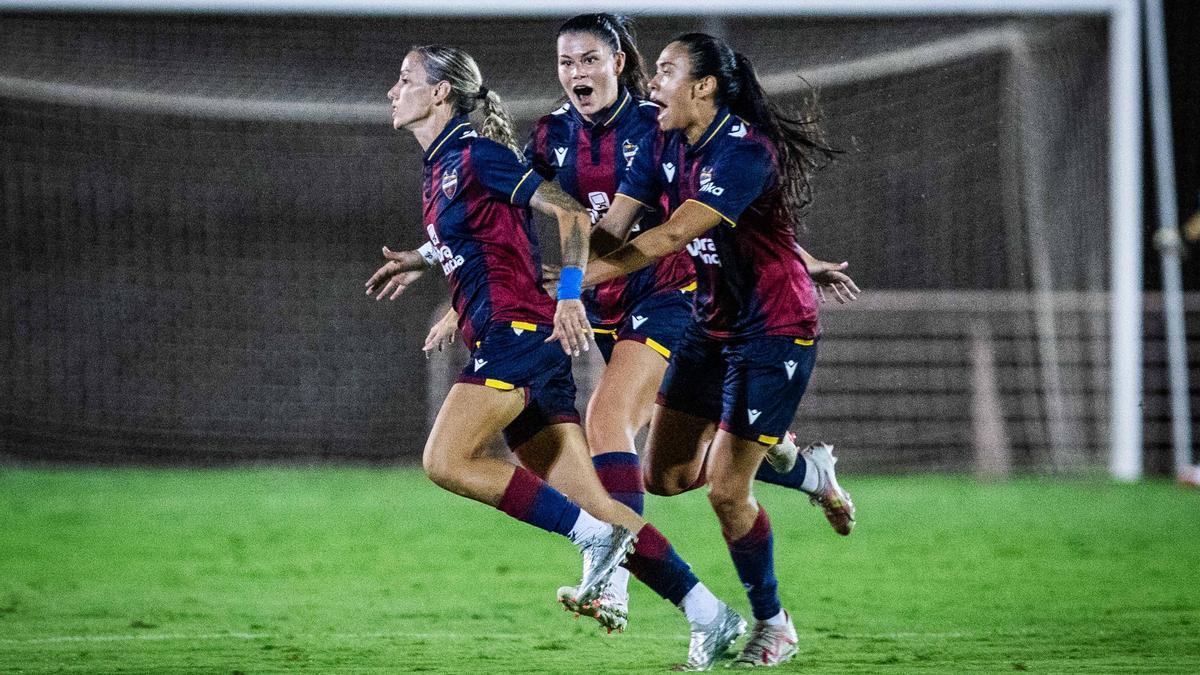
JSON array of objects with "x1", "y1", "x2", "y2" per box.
[
  {"x1": 471, "y1": 138, "x2": 544, "y2": 207},
  {"x1": 524, "y1": 120, "x2": 557, "y2": 181},
  {"x1": 691, "y1": 142, "x2": 774, "y2": 226},
  {"x1": 615, "y1": 130, "x2": 663, "y2": 208}
]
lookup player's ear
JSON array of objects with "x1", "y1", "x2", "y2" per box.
[
  {"x1": 612, "y1": 50, "x2": 626, "y2": 78},
  {"x1": 431, "y1": 80, "x2": 452, "y2": 106},
  {"x1": 692, "y1": 74, "x2": 717, "y2": 100}
]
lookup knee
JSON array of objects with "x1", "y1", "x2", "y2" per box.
[
  {"x1": 643, "y1": 467, "x2": 693, "y2": 497},
  {"x1": 585, "y1": 400, "x2": 638, "y2": 453},
  {"x1": 707, "y1": 483, "x2": 750, "y2": 523},
  {"x1": 421, "y1": 447, "x2": 456, "y2": 491}
]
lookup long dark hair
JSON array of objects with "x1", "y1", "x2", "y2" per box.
[
  {"x1": 557, "y1": 13, "x2": 649, "y2": 99},
  {"x1": 673, "y1": 32, "x2": 837, "y2": 223}
]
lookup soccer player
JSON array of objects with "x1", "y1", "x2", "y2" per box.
[
  {"x1": 365, "y1": 45, "x2": 744, "y2": 671},
  {"x1": 424, "y1": 15, "x2": 859, "y2": 637},
  {"x1": 577, "y1": 33, "x2": 850, "y2": 667}
]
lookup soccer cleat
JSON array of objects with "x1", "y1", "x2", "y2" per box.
[
  {"x1": 802, "y1": 442, "x2": 856, "y2": 536},
  {"x1": 731, "y1": 611, "x2": 798, "y2": 668},
  {"x1": 763, "y1": 431, "x2": 798, "y2": 474},
  {"x1": 556, "y1": 584, "x2": 629, "y2": 633},
  {"x1": 677, "y1": 602, "x2": 746, "y2": 671},
  {"x1": 574, "y1": 524, "x2": 636, "y2": 608}
]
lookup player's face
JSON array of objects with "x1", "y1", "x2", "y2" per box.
[
  {"x1": 648, "y1": 42, "x2": 697, "y2": 132},
  {"x1": 558, "y1": 32, "x2": 625, "y2": 120},
  {"x1": 387, "y1": 53, "x2": 436, "y2": 131}
]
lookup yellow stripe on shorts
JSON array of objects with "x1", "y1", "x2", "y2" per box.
[
  {"x1": 757, "y1": 434, "x2": 780, "y2": 445},
  {"x1": 484, "y1": 379, "x2": 515, "y2": 391},
  {"x1": 794, "y1": 338, "x2": 814, "y2": 346},
  {"x1": 644, "y1": 338, "x2": 671, "y2": 359},
  {"x1": 510, "y1": 321, "x2": 538, "y2": 332},
  {"x1": 591, "y1": 328, "x2": 617, "y2": 335},
  {"x1": 679, "y1": 281, "x2": 698, "y2": 292}
]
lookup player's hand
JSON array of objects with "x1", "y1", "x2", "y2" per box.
[
  {"x1": 546, "y1": 299, "x2": 592, "y2": 356},
  {"x1": 365, "y1": 246, "x2": 425, "y2": 301},
  {"x1": 423, "y1": 310, "x2": 459, "y2": 357},
  {"x1": 807, "y1": 259, "x2": 860, "y2": 304}
]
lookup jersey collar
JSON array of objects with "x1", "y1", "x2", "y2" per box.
[
  {"x1": 424, "y1": 115, "x2": 473, "y2": 165},
  {"x1": 687, "y1": 106, "x2": 733, "y2": 155}
]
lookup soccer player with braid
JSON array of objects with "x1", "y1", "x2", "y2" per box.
[
  {"x1": 424, "y1": 14, "x2": 860, "y2": 643},
  {"x1": 579, "y1": 33, "x2": 853, "y2": 667},
  {"x1": 364, "y1": 45, "x2": 744, "y2": 670}
]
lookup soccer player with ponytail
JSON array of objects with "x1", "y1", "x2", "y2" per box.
[
  {"x1": 583, "y1": 33, "x2": 856, "y2": 667},
  {"x1": 365, "y1": 45, "x2": 743, "y2": 671}
]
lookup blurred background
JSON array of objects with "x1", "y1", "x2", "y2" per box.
[{"x1": 1, "y1": 0, "x2": 1197, "y2": 477}]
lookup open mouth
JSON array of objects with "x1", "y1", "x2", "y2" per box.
[{"x1": 572, "y1": 84, "x2": 595, "y2": 103}]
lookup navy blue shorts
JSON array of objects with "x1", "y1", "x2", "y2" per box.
[
  {"x1": 592, "y1": 288, "x2": 695, "y2": 364},
  {"x1": 457, "y1": 321, "x2": 581, "y2": 450},
  {"x1": 657, "y1": 322, "x2": 818, "y2": 445}
]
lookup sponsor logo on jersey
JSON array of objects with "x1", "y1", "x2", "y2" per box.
[
  {"x1": 426, "y1": 223, "x2": 465, "y2": 276},
  {"x1": 622, "y1": 139, "x2": 639, "y2": 167},
  {"x1": 698, "y1": 165, "x2": 724, "y2": 196},
  {"x1": 662, "y1": 162, "x2": 676, "y2": 183},
  {"x1": 474, "y1": 358, "x2": 488, "y2": 371},
  {"x1": 748, "y1": 409, "x2": 762, "y2": 424},
  {"x1": 784, "y1": 360, "x2": 798, "y2": 380},
  {"x1": 686, "y1": 236, "x2": 721, "y2": 266},
  {"x1": 587, "y1": 191, "x2": 611, "y2": 224},
  {"x1": 553, "y1": 147, "x2": 568, "y2": 166},
  {"x1": 441, "y1": 169, "x2": 458, "y2": 199},
  {"x1": 631, "y1": 315, "x2": 648, "y2": 329}
]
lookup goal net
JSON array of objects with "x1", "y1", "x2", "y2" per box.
[{"x1": 0, "y1": 6, "x2": 1179, "y2": 473}]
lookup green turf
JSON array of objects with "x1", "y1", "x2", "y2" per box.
[{"x1": 1, "y1": 468, "x2": 1198, "y2": 673}]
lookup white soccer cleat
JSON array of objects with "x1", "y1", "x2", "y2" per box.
[
  {"x1": 764, "y1": 431, "x2": 798, "y2": 474},
  {"x1": 731, "y1": 611, "x2": 798, "y2": 668},
  {"x1": 677, "y1": 602, "x2": 746, "y2": 671},
  {"x1": 556, "y1": 583, "x2": 629, "y2": 633},
  {"x1": 802, "y1": 442, "x2": 856, "y2": 536},
  {"x1": 574, "y1": 524, "x2": 636, "y2": 608}
]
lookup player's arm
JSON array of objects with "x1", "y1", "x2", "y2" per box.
[
  {"x1": 584, "y1": 200, "x2": 722, "y2": 288},
  {"x1": 589, "y1": 194, "x2": 645, "y2": 258},
  {"x1": 364, "y1": 244, "x2": 435, "y2": 301},
  {"x1": 798, "y1": 247, "x2": 861, "y2": 304},
  {"x1": 530, "y1": 180, "x2": 593, "y2": 356}
]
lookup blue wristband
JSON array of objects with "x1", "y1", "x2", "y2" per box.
[{"x1": 556, "y1": 266, "x2": 584, "y2": 301}]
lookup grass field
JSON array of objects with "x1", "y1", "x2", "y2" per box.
[{"x1": 1, "y1": 468, "x2": 1198, "y2": 673}]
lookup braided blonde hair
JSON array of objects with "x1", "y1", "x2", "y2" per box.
[{"x1": 412, "y1": 45, "x2": 520, "y2": 155}]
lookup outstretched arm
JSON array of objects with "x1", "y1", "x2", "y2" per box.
[
  {"x1": 799, "y1": 247, "x2": 861, "y2": 304},
  {"x1": 529, "y1": 180, "x2": 593, "y2": 356},
  {"x1": 364, "y1": 245, "x2": 430, "y2": 301},
  {"x1": 589, "y1": 195, "x2": 646, "y2": 258},
  {"x1": 584, "y1": 200, "x2": 723, "y2": 288}
]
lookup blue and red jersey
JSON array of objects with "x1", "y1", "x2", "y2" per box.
[
  {"x1": 525, "y1": 89, "x2": 694, "y2": 327},
  {"x1": 617, "y1": 107, "x2": 820, "y2": 340},
  {"x1": 421, "y1": 116, "x2": 555, "y2": 347}
]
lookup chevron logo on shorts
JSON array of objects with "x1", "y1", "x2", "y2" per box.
[
  {"x1": 748, "y1": 409, "x2": 762, "y2": 424},
  {"x1": 474, "y1": 358, "x2": 488, "y2": 371},
  {"x1": 784, "y1": 360, "x2": 798, "y2": 380},
  {"x1": 631, "y1": 315, "x2": 648, "y2": 329}
]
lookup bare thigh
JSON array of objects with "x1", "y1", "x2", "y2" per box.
[
  {"x1": 585, "y1": 339, "x2": 669, "y2": 455},
  {"x1": 421, "y1": 382, "x2": 526, "y2": 506}
]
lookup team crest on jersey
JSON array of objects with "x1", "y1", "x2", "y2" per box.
[
  {"x1": 622, "y1": 139, "x2": 639, "y2": 167},
  {"x1": 698, "y1": 165, "x2": 725, "y2": 196},
  {"x1": 441, "y1": 169, "x2": 458, "y2": 199}
]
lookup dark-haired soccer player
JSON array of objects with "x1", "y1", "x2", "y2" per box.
[
  {"x1": 365, "y1": 44, "x2": 744, "y2": 671},
  {"x1": 579, "y1": 33, "x2": 856, "y2": 667}
]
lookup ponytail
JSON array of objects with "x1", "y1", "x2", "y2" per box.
[
  {"x1": 557, "y1": 13, "x2": 649, "y2": 98},
  {"x1": 674, "y1": 33, "x2": 838, "y2": 225},
  {"x1": 412, "y1": 44, "x2": 521, "y2": 156}
]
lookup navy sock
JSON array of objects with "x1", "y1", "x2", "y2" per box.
[
  {"x1": 726, "y1": 507, "x2": 782, "y2": 620},
  {"x1": 623, "y1": 524, "x2": 699, "y2": 604},
  {"x1": 496, "y1": 466, "x2": 580, "y2": 537},
  {"x1": 755, "y1": 458, "x2": 808, "y2": 490},
  {"x1": 593, "y1": 452, "x2": 644, "y2": 515}
]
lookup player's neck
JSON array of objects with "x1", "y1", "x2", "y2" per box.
[
  {"x1": 411, "y1": 107, "x2": 458, "y2": 152},
  {"x1": 685, "y1": 105, "x2": 718, "y2": 145}
]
